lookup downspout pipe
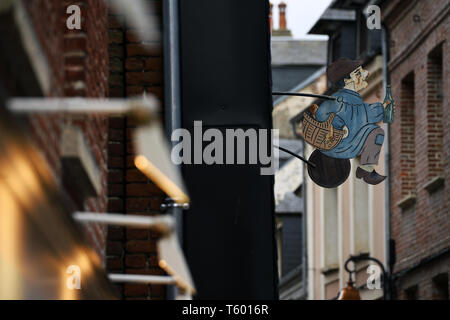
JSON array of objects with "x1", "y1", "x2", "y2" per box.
[
  {"x1": 364, "y1": 0, "x2": 394, "y2": 300},
  {"x1": 163, "y1": 0, "x2": 183, "y2": 300},
  {"x1": 381, "y1": 22, "x2": 393, "y2": 300}
]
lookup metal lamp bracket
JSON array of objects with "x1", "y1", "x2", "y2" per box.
[{"x1": 160, "y1": 198, "x2": 190, "y2": 212}]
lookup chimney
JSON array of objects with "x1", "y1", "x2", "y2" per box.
[
  {"x1": 272, "y1": 2, "x2": 291, "y2": 37},
  {"x1": 278, "y1": 2, "x2": 287, "y2": 30}
]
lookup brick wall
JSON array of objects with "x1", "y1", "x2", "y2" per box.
[
  {"x1": 27, "y1": 0, "x2": 65, "y2": 97},
  {"x1": 26, "y1": 0, "x2": 110, "y2": 259},
  {"x1": 382, "y1": 0, "x2": 449, "y2": 299},
  {"x1": 397, "y1": 73, "x2": 416, "y2": 199},
  {"x1": 26, "y1": 0, "x2": 65, "y2": 180},
  {"x1": 426, "y1": 47, "x2": 444, "y2": 179},
  {"x1": 106, "y1": 0, "x2": 167, "y2": 300},
  {"x1": 395, "y1": 254, "x2": 449, "y2": 300}
]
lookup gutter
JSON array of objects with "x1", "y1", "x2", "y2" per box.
[
  {"x1": 364, "y1": 0, "x2": 393, "y2": 300},
  {"x1": 163, "y1": 0, "x2": 183, "y2": 300},
  {"x1": 362, "y1": 0, "x2": 395, "y2": 300},
  {"x1": 381, "y1": 22, "x2": 394, "y2": 300}
]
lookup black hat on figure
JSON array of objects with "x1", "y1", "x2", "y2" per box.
[{"x1": 327, "y1": 58, "x2": 363, "y2": 85}]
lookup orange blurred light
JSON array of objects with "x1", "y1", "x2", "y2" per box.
[{"x1": 134, "y1": 155, "x2": 190, "y2": 204}]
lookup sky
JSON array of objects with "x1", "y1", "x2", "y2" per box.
[{"x1": 271, "y1": 0, "x2": 333, "y2": 39}]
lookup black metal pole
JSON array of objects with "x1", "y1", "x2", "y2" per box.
[
  {"x1": 274, "y1": 145, "x2": 316, "y2": 168},
  {"x1": 344, "y1": 254, "x2": 389, "y2": 300},
  {"x1": 272, "y1": 91, "x2": 337, "y2": 101}
]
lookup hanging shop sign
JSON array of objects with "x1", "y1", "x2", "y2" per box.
[{"x1": 275, "y1": 58, "x2": 395, "y2": 188}]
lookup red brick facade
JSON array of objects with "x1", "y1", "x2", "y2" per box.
[
  {"x1": 106, "y1": 0, "x2": 167, "y2": 300},
  {"x1": 23, "y1": 0, "x2": 166, "y2": 299},
  {"x1": 26, "y1": 0, "x2": 110, "y2": 258},
  {"x1": 382, "y1": 0, "x2": 449, "y2": 299}
]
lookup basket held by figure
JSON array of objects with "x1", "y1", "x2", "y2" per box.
[{"x1": 302, "y1": 111, "x2": 345, "y2": 151}]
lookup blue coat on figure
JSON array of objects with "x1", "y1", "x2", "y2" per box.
[{"x1": 315, "y1": 88, "x2": 384, "y2": 160}]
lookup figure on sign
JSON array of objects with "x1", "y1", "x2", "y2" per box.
[{"x1": 302, "y1": 58, "x2": 395, "y2": 188}]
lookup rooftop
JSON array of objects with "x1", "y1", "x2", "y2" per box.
[{"x1": 271, "y1": 40, "x2": 328, "y2": 66}]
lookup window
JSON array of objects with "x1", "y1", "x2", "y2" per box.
[
  {"x1": 432, "y1": 273, "x2": 449, "y2": 300},
  {"x1": 358, "y1": 10, "x2": 368, "y2": 57},
  {"x1": 323, "y1": 188, "x2": 338, "y2": 269},
  {"x1": 331, "y1": 33, "x2": 342, "y2": 63},
  {"x1": 399, "y1": 72, "x2": 416, "y2": 198},
  {"x1": 404, "y1": 285, "x2": 418, "y2": 300},
  {"x1": 276, "y1": 218, "x2": 283, "y2": 279},
  {"x1": 426, "y1": 44, "x2": 444, "y2": 181}
]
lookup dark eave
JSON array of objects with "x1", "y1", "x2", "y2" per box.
[
  {"x1": 309, "y1": 0, "x2": 383, "y2": 35},
  {"x1": 309, "y1": 8, "x2": 357, "y2": 35}
]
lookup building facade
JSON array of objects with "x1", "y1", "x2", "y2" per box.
[
  {"x1": 270, "y1": 3, "x2": 328, "y2": 297},
  {"x1": 273, "y1": 70, "x2": 327, "y2": 299},
  {"x1": 301, "y1": 0, "x2": 450, "y2": 300},
  {"x1": 106, "y1": 0, "x2": 167, "y2": 300},
  {"x1": 303, "y1": 57, "x2": 386, "y2": 300},
  {"x1": 304, "y1": 0, "x2": 387, "y2": 300},
  {"x1": 381, "y1": 0, "x2": 449, "y2": 300},
  {"x1": 0, "y1": 0, "x2": 168, "y2": 299}
]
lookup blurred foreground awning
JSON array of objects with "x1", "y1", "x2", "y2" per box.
[
  {"x1": 0, "y1": 105, "x2": 116, "y2": 299},
  {"x1": 74, "y1": 212, "x2": 196, "y2": 296},
  {"x1": 7, "y1": 97, "x2": 190, "y2": 204}
]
